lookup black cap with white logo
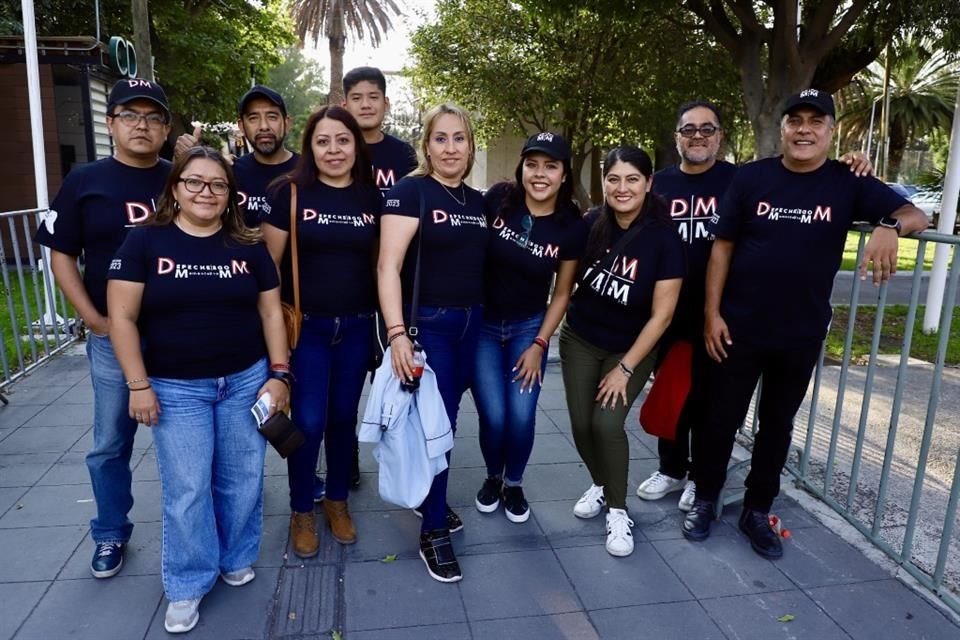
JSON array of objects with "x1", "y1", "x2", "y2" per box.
[
  {"x1": 238, "y1": 85, "x2": 287, "y2": 116},
  {"x1": 782, "y1": 89, "x2": 836, "y2": 118},
  {"x1": 108, "y1": 78, "x2": 170, "y2": 116},
  {"x1": 521, "y1": 132, "x2": 571, "y2": 162}
]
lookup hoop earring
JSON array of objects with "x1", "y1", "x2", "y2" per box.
[{"x1": 173, "y1": 200, "x2": 181, "y2": 211}]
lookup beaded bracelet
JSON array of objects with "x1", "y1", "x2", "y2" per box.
[
  {"x1": 618, "y1": 361, "x2": 634, "y2": 377},
  {"x1": 125, "y1": 377, "x2": 147, "y2": 388}
]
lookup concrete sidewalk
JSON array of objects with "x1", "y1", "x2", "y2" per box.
[{"x1": 2, "y1": 346, "x2": 959, "y2": 639}]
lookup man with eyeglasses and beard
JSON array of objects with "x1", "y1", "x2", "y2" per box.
[{"x1": 35, "y1": 78, "x2": 172, "y2": 580}]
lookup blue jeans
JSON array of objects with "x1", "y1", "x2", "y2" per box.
[
  {"x1": 472, "y1": 313, "x2": 546, "y2": 484},
  {"x1": 150, "y1": 358, "x2": 267, "y2": 601},
  {"x1": 85, "y1": 333, "x2": 137, "y2": 544},
  {"x1": 410, "y1": 305, "x2": 482, "y2": 532},
  {"x1": 288, "y1": 313, "x2": 372, "y2": 510}
]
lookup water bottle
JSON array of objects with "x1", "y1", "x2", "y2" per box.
[{"x1": 401, "y1": 345, "x2": 425, "y2": 393}]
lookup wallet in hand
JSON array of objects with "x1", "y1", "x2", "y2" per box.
[{"x1": 257, "y1": 411, "x2": 305, "y2": 459}]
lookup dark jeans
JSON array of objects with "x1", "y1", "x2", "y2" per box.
[
  {"x1": 692, "y1": 339, "x2": 821, "y2": 513},
  {"x1": 410, "y1": 305, "x2": 482, "y2": 532},
  {"x1": 657, "y1": 340, "x2": 709, "y2": 481},
  {"x1": 288, "y1": 313, "x2": 373, "y2": 510}
]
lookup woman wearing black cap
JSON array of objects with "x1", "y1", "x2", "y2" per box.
[{"x1": 472, "y1": 133, "x2": 587, "y2": 523}]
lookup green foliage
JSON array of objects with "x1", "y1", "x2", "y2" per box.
[{"x1": 265, "y1": 48, "x2": 327, "y2": 147}]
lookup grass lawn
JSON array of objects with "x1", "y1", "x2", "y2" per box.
[
  {"x1": 0, "y1": 271, "x2": 75, "y2": 377},
  {"x1": 839, "y1": 234, "x2": 938, "y2": 273},
  {"x1": 826, "y1": 304, "x2": 960, "y2": 366}
]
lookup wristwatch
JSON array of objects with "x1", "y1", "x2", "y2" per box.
[{"x1": 877, "y1": 216, "x2": 902, "y2": 233}]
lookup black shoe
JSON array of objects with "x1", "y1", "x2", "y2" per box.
[
  {"x1": 412, "y1": 506, "x2": 464, "y2": 533},
  {"x1": 475, "y1": 476, "x2": 501, "y2": 513},
  {"x1": 739, "y1": 508, "x2": 783, "y2": 559},
  {"x1": 91, "y1": 542, "x2": 125, "y2": 578},
  {"x1": 681, "y1": 499, "x2": 716, "y2": 541},
  {"x1": 350, "y1": 441, "x2": 361, "y2": 488},
  {"x1": 502, "y1": 486, "x2": 530, "y2": 523},
  {"x1": 419, "y1": 529, "x2": 462, "y2": 583}
]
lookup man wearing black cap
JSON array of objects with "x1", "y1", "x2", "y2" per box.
[
  {"x1": 36, "y1": 78, "x2": 172, "y2": 579},
  {"x1": 681, "y1": 88, "x2": 928, "y2": 558}
]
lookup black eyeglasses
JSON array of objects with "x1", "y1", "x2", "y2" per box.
[
  {"x1": 178, "y1": 178, "x2": 230, "y2": 196},
  {"x1": 516, "y1": 214, "x2": 534, "y2": 249},
  {"x1": 110, "y1": 110, "x2": 168, "y2": 128},
  {"x1": 677, "y1": 124, "x2": 720, "y2": 138}
]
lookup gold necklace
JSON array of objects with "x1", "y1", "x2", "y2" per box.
[{"x1": 439, "y1": 182, "x2": 466, "y2": 206}]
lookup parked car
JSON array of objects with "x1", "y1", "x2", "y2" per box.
[{"x1": 912, "y1": 189, "x2": 941, "y2": 222}]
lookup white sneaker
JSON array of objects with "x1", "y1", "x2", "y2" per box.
[
  {"x1": 678, "y1": 481, "x2": 697, "y2": 512},
  {"x1": 221, "y1": 566, "x2": 255, "y2": 586},
  {"x1": 573, "y1": 484, "x2": 606, "y2": 519},
  {"x1": 636, "y1": 471, "x2": 686, "y2": 500},
  {"x1": 164, "y1": 598, "x2": 201, "y2": 634},
  {"x1": 605, "y1": 508, "x2": 635, "y2": 557}
]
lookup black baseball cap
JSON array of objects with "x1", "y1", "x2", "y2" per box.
[
  {"x1": 107, "y1": 78, "x2": 170, "y2": 116},
  {"x1": 782, "y1": 89, "x2": 836, "y2": 118},
  {"x1": 238, "y1": 85, "x2": 287, "y2": 116},
  {"x1": 521, "y1": 132, "x2": 571, "y2": 162}
]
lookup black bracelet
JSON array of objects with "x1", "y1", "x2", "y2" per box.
[
  {"x1": 268, "y1": 370, "x2": 294, "y2": 387},
  {"x1": 618, "y1": 361, "x2": 634, "y2": 377}
]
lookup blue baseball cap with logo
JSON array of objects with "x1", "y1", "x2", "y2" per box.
[
  {"x1": 521, "y1": 132, "x2": 571, "y2": 162},
  {"x1": 782, "y1": 89, "x2": 836, "y2": 118},
  {"x1": 108, "y1": 78, "x2": 170, "y2": 117}
]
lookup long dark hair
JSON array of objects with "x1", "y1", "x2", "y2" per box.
[
  {"x1": 153, "y1": 146, "x2": 258, "y2": 245},
  {"x1": 581, "y1": 146, "x2": 670, "y2": 269},
  {"x1": 282, "y1": 105, "x2": 375, "y2": 191}
]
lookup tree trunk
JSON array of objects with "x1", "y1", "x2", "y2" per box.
[
  {"x1": 131, "y1": 0, "x2": 153, "y2": 80},
  {"x1": 886, "y1": 122, "x2": 907, "y2": 183},
  {"x1": 327, "y1": 35, "x2": 346, "y2": 104},
  {"x1": 589, "y1": 148, "x2": 602, "y2": 206},
  {"x1": 571, "y1": 151, "x2": 591, "y2": 211}
]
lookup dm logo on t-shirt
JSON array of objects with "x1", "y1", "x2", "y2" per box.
[
  {"x1": 375, "y1": 168, "x2": 399, "y2": 190},
  {"x1": 670, "y1": 196, "x2": 717, "y2": 243},
  {"x1": 125, "y1": 201, "x2": 156, "y2": 225},
  {"x1": 302, "y1": 210, "x2": 376, "y2": 226},
  {"x1": 431, "y1": 208, "x2": 487, "y2": 228},
  {"x1": 156, "y1": 258, "x2": 250, "y2": 279},
  {"x1": 583, "y1": 256, "x2": 639, "y2": 306},
  {"x1": 491, "y1": 217, "x2": 559, "y2": 258},
  {"x1": 238, "y1": 192, "x2": 272, "y2": 216},
  {"x1": 756, "y1": 201, "x2": 832, "y2": 224}
]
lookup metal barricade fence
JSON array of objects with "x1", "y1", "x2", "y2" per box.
[
  {"x1": 733, "y1": 224, "x2": 960, "y2": 613},
  {"x1": 0, "y1": 207, "x2": 80, "y2": 393}
]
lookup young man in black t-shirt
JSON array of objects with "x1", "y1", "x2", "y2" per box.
[
  {"x1": 682, "y1": 89, "x2": 928, "y2": 558},
  {"x1": 35, "y1": 79, "x2": 172, "y2": 579}
]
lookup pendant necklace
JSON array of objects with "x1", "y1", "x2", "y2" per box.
[{"x1": 439, "y1": 182, "x2": 466, "y2": 206}]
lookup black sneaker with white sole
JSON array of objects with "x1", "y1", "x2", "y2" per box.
[
  {"x1": 475, "y1": 476, "x2": 501, "y2": 513},
  {"x1": 412, "y1": 505, "x2": 464, "y2": 533},
  {"x1": 419, "y1": 528, "x2": 462, "y2": 582},
  {"x1": 502, "y1": 486, "x2": 530, "y2": 523},
  {"x1": 91, "y1": 542, "x2": 125, "y2": 578}
]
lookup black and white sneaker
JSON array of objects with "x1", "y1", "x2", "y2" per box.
[
  {"x1": 419, "y1": 529, "x2": 462, "y2": 583},
  {"x1": 502, "y1": 486, "x2": 530, "y2": 523},
  {"x1": 475, "y1": 476, "x2": 502, "y2": 513},
  {"x1": 412, "y1": 506, "x2": 464, "y2": 533},
  {"x1": 90, "y1": 542, "x2": 125, "y2": 578}
]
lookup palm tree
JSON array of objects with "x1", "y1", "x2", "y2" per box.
[
  {"x1": 839, "y1": 35, "x2": 958, "y2": 182},
  {"x1": 290, "y1": 0, "x2": 402, "y2": 104}
]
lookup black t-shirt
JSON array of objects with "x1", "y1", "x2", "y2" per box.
[
  {"x1": 232, "y1": 152, "x2": 299, "y2": 228},
  {"x1": 710, "y1": 157, "x2": 909, "y2": 346},
  {"x1": 107, "y1": 225, "x2": 279, "y2": 379},
  {"x1": 567, "y1": 210, "x2": 686, "y2": 353},
  {"x1": 482, "y1": 182, "x2": 587, "y2": 320},
  {"x1": 653, "y1": 161, "x2": 737, "y2": 339},
  {"x1": 383, "y1": 176, "x2": 487, "y2": 307},
  {"x1": 263, "y1": 180, "x2": 382, "y2": 316},
  {"x1": 369, "y1": 134, "x2": 417, "y2": 196},
  {"x1": 34, "y1": 157, "x2": 171, "y2": 317}
]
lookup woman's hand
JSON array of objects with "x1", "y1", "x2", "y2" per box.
[
  {"x1": 595, "y1": 366, "x2": 630, "y2": 410},
  {"x1": 512, "y1": 345, "x2": 545, "y2": 393},
  {"x1": 258, "y1": 378, "x2": 290, "y2": 418},
  {"x1": 129, "y1": 388, "x2": 160, "y2": 427},
  {"x1": 390, "y1": 335, "x2": 415, "y2": 382}
]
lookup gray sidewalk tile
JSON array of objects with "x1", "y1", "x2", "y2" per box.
[
  {"x1": 0, "y1": 484, "x2": 95, "y2": 528},
  {"x1": 529, "y1": 499, "x2": 630, "y2": 549},
  {"x1": 472, "y1": 612, "x2": 599, "y2": 640},
  {"x1": 452, "y1": 410, "x2": 480, "y2": 438},
  {"x1": 458, "y1": 549, "x2": 582, "y2": 620},
  {"x1": 0, "y1": 384, "x2": 72, "y2": 405},
  {"x1": 59, "y1": 524, "x2": 161, "y2": 579},
  {"x1": 637, "y1": 508, "x2": 739, "y2": 541},
  {"x1": 448, "y1": 438, "x2": 488, "y2": 469},
  {"x1": 807, "y1": 579, "x2": 960, "y2": 640},
  {"x1": 35, "y1": 451, "x2": 91, "y2": 486},
  {"x1": 22, "y1": 403, "x2": 93, "y2": 427},
  {"x1": 453, "y1": 502, "x2": 548, "y2": 558},
  {"x1": 774, "y1": 526, "x2": 891, "y2": 588},
  {"x1": 510, "y1": 461, "x2": 594, "y2": 502},
  {"x1": 344, "y1": 509, "x2": 423, "y2": 562},
  {"x1": 129, "y1": 479, "x2": 162, "y2": 523},
  {"x1": 254, "y1": 514, "x2": 293, "y2": 568},
  {"x1": 0, "y1": 425, "x2": 87, "y2": 454},
  {"x1": 57, "y1": 382, "x2": 93, "y2": 404},
  {"x1": 535, "y1": 387, "x2": 570, "y2": 411},
  {"x1": 14, "y1": 574, "x2": 162, "y2": 640},
  {"x1": 590, "y1": 601, "x2": 726, "y2": 640},
  {"x1": 0, "y1": 525, "x2": 86, "y2": 582},
  {"x1": 344, "y1": 558, "x2": 467, "y2": 631},
  {"x1": 132, "y1": 450, "x2": 159, "y2": 482},
  {"x1": 68, "y1": 423, "x2": 153, "y2": 454},
  {"x1": 652, "y1": 534, "x2": 794, "y2": 599},
  {"x1": 533, "y1": 409, "x2": 562, "y2": 434},
  {"x1": 349, "y1": 622, "x2": 472, "y2": 639},
  {"x1": 700, "y1": 589, "x2": 852, "y2": 639},
  {"x1": 143, "y1": 567, "x2": 280, "y2": 640},
  {"x1": 555, "y1": 543, "x2": 693, "y2": 610},
  {"x1": 0, "y1": 404, "x2": 44, "y2": 430},
  {"x1": 0, "y1": 581, "x2": 49, "y2": 640},
  {"x1": 269, "y1": 565, "x2": 337, "y2": 637},
  {"x1": 526, "y1": 432, "x2": 584, "y2": 465},
  {"x1": 0, "y1": 452, "x2": 59, "y2": 487},
  {"x1": 625, "y1": 429, "x2": 658, "y2": 459},
  {"x1": 0, "y1": 486, "x2": 27, "y2": 515}
]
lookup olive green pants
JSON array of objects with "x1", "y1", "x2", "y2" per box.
[{"x1": 559, "y1": 324, "x2": 656, "y2": 510}]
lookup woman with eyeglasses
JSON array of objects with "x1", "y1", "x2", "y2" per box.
[
  {"x1": 260, "y1": 106, "x2": 382, "y2": 557},
  {"x1": 378, "y1": 103, "x2": 488, "y2": 583},
  {"x1": 107, "y1": 146, "x2": 289, "y2": 633},
  {"x1": 471, "y1": 133, "x2": 587, "y2": 524},
  {"x1": 560, "y1": 146, "x2": 684, "y2": 558}
]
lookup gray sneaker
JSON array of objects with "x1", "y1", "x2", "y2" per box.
[
  {"x1": 164, "y1": 598, "x2": 201, "y2": 634},
  {"x1": 221, "y1": 566, "x2": 255, "y2": 586}
]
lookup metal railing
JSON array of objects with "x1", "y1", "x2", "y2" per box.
[
  {"x1": 0, "y1": 207, "x2": 80, "y2": 393},
  {"x1": 733, "y1": 224, "x2": 960, "y2": 613}
]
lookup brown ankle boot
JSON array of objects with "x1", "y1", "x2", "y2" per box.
[
  {"x1": 322, "y1": 499, "x2": 357, "y2": 544},
  {"x1": 290, "y1": 511, "x2": 319, "y2": 558}
]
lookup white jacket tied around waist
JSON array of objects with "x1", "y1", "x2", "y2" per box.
[{"x1": 359, "y1": 346, "x2": 453, "y2": 508}]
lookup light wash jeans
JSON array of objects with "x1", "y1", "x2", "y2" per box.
[
  {"x1": 85, "y1": 333, "x2": 137, "y2": 544},
  {"x1": 150, "y1": 357, "x2": 267, "y2": 601},
  {"x1": 472, "y1": 313, "x2": 546, "y2": 484}
]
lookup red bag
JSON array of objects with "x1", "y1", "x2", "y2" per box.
[{"x1": 639, "y1": 340, "x2": 694, "y2": 440}]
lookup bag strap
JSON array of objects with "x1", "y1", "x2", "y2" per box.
[
  {"x1": 289, "y1": 183, "x2": 300, "y2": 317},
  {"x1": 407, "y1": 184, "x2": 426, "y2": 339}
]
